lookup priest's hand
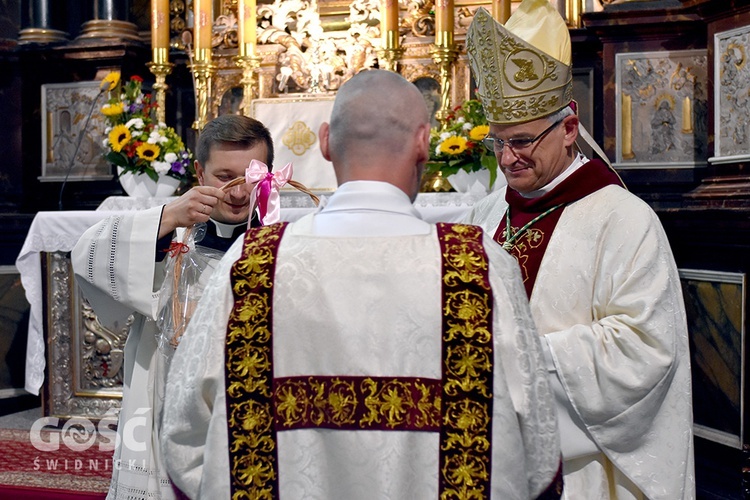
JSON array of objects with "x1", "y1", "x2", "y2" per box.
[{"x1": 158, "y1": 186, "x2": 226, "y2": 239}]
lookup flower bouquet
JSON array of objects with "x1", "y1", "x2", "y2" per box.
[
  {"x1": 100, "y1": 72, "x2": 194, "y2": 191},
  {"x1": 426, "y1": 99, "x2": 499, "y2": 193}
]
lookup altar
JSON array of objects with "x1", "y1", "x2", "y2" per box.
[{"x1": 16, "y1": 193, "x2": 478, "y2": 419}]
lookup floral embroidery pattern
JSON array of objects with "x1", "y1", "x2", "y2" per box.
[
  {"x1": 437, "y1": 223, "x2": 494, "y2": 500},
  {"x1": 274, "y1": 376, "x2": 442, "y2": 431},
  {"x1": 225, "y1": 222, "x2": 493, "y2": 499},
  {"x1": 226, "y1": 223, "x2": 288, "y2": 499}
]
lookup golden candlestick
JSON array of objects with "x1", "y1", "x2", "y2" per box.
[
  {"x1": 235, "y1": 54, "x2": 262, "y2": 117},
  {"x1": 147, "y1": 48, "x2": 173, "y2": 124},
  {"x1": 431, "y1": 45, "x2": 458, "y2": 130},
  {"x1": 377, "y1": 29, "x2": 404, "y2": 72},
  {"x1": 190, "y1": 59, "x2": 215, "y2": 132}
]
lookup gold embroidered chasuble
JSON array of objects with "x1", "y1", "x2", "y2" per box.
[{"x1": 224, "y1": 222, "x2": 496, "y2": 499}]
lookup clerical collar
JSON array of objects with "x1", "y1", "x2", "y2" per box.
[
  {"x1": 320, "y1": 181, "x2": 422, "y2": 219},
  {"x1": 210, "y1": 218, "x2": 247, "y2": 238},
  {"x1": 521, "y1": 153, "x2": 589, "y2": 199}
]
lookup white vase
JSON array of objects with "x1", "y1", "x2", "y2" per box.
[
  {"x1": 446, "y1": 170, "x2": 491, "y2": 194},
  {"x1": 446, "y1": 169, "x2": 507, "y2": 195},
  {"x1": 117, "y1": 166, "x2": 181, "y2": 198}
]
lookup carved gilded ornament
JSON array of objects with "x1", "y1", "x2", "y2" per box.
[
  {"x1": 45, "y1": 252, "x2": 127, "y2": 420},
  {"x1": 182, "y1": 0, "x2": 490, "y2": 122}
]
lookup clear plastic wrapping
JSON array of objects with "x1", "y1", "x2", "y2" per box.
[{"x1": 155, "y1": 223, "x2": 223, "y2": 357}]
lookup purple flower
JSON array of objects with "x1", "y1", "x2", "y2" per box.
[{"x1": 170, "y1": 162, "x2": 186, "y2": 175}]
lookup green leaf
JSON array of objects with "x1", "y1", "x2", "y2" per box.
[
  {"x1": 145, "y1": 168, "x2": 160, "y2": 183},
  {"x1": 481, "y1": 153, "x2": 499, "y2": 188},
  {"x1": 106, "y1": 151, "x2": 130, "y2": 169}
]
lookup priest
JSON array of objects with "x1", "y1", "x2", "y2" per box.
[
  {"x1": 161, "y1": 69, "x2": 563, "y2": 499},
  {"x1": 464, "y1": 1, "x2": 694, "y2": 498},
  {"x1": 71, "y1": 114, "x2": 274, "y2": 500}
]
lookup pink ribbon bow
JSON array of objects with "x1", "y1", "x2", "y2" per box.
[{"x1": 245, "y1": 159, "x2": 294, "y2": 225}]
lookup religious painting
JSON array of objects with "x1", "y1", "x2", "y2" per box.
[
  {"x1": 251, "y1": 96, "x2": 337, "y2": 192},
  {"x1": 712, "y1": 25, "x2": 750, "y2": 164},
  {"x1": 614, "y1": 49, "x2": 708, "y2": 169},
  {"x1": 679, "y1": 269, "x2": 746, "y2": 449},
  {"x1": 41, "y1": 81, "x2": 111, "y2": 182}
]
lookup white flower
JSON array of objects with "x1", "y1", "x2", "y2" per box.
[
  {"x1": 158, "y1": 122, "x2": 167, "y2": 128},
  {"x1": 125, "y1": 118, "x2": 145, "y2": 130},
  {"x1": 158, "y1": 134, "x2": 169, "y2": 145},
  {"x1": 153, "y1": 161, "x2": 171, "y2": 174},
  {"x1": 102, "y1": 138, "x2": 109, "y2": 147},
  {"x1": 164, "y1": 152, "x2": 178, "y2": 163},
  {"x1": 135, "y1": 96, "x2": 143, "y2": 104},
  {"x1": 147, "y1": 130, "x2": 162, "y2": 144},
  {"x1": 105, "y1": 126, "x2": 112, "y2": 133},
  {"x1": 435, "y1": 145, "x2": 442, "y2": 156},
  {"x1": 457, "y1": 117, "x2": 465, "y2": 123},
  {"x1": 462, "y1": 122, "x2": 473, "y2": 131},
  {"x1": 439, "y1": 132, "x2": 452, "y2": 141}
]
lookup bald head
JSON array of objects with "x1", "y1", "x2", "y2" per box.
[
  {"x1": 328, "y1": 70, "x2": 429, "y2": 164},
  {"x1": 319, "y1": 70, "x2": 431, "y2": 198}
]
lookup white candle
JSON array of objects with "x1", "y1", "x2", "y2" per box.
[
  {"x1": 237, "y1": 0, "x2": 257, "y2": 57},
  {"x1": 434, "y1": 0, "x2": 454, "y2": 48},
  {"x1": 193, "y1": 0, "x2": 212, "y2": 56}
]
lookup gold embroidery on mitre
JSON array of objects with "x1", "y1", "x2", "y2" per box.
[
  {"x1": 467, "y1": 7, "x2": 573, "y2": 124},
  {"x1": 511, "y1": 57, "x2": 539, "y2": 83},
  {"x1": 282, "y1": 121, "x2": 317, "y2": 156}
]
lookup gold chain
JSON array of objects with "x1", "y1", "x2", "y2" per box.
[{"x1": 501, "y1": 203, "x2": 566, "y2": 251}]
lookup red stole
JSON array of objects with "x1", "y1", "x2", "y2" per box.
[
  {"x1": 494, "y1": 159, "x2": 624, "y2": 298},
  {"x1": 224, "y1": 222, "x2": 498, "y2": 499}
]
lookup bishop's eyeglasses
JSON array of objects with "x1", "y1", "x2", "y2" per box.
[{"x1": 482, "y1": 118, "x2": 564, "y2": 153}]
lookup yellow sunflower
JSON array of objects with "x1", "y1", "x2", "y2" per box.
[
  {"x1": 136, "y1": 143, "x2": 160, "y2": 161},
  {"x1": 100, "y1": 72, "x2": 120, "y2": 91},
  {"x1": 108, "y1": 125, "x2": 131, "y2": 153},
  {"x1": 101, "y1": 103, "x2": 124, "y2": 117},
  {"x1": 439, "y1": 136, "x2": 468, "y2": 156},
  {"x1": 469, "y1": 125, "x2": 490, "y2": 142}
]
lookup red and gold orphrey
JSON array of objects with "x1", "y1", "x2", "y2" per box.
[{"x1": 225, "y1": 222, "x2": 494, "y2": 499}]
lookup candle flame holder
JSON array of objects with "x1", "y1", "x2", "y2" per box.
[
  {"x1": 234, "y1": 54, "x2": 263, "y2": 117},
  {"x1": 431, "y1": 44, "x2": 458, "y2": 131},
  {"x1": 147, "y1": 48, "x2": 174, "y2": 124},
  {"x1": 189, "y1": 56, "x2": 216, "y2": 132},
  {"x1": 378, "y1": 29, "x2": 405, "y2": 72}
]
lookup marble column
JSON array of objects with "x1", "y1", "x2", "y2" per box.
[
  {"x1": 78, "y1": 0, "x2": 140, "y2": 41},
  {"x1": 18, "y1": 0, "x2": 68, "y2": 44}
]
